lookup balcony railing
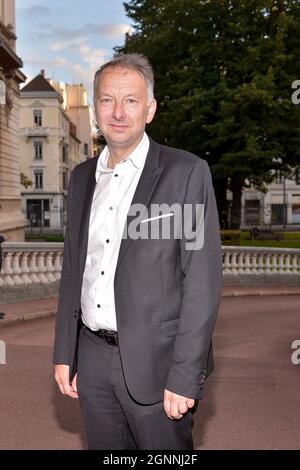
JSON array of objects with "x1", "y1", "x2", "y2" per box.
[{"x1": 23, "y1": 127, "x2": 49, "y2": 138}]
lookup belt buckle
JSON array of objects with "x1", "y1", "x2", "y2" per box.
[
  {"x1": 100, "y1": 330, "x2": 118, "y2": 346},
  {"x1": 105, "y1": 335, "x2": 115, "y2": 345}
]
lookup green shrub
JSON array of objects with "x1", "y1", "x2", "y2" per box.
[
  {"x1": 221, "y1": 230, "x2": 241, "y2": 246},
  {"x1": 280, "y1": 232, "x2": 300, "y2": 240},
  {"x1": 44, "y1": 235, "x2": 64, "y2": 242},
  {"x1": 25, "y1": 234, "x2": 64, "y2": 242}
]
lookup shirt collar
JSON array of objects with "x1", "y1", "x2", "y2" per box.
[{"x1": 95, "y1": 132, "x2": 149, "y2": 183}]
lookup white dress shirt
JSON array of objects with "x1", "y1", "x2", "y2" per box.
[{"x1": 80, "y1": 132, "x2": 150, "y2": 332}]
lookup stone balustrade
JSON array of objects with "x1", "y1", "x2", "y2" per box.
[
  {"x1": 0, "y1": 242, "x2": 63, "y2": 288},
  {"x1": 0, "y1": 243, "x2": 299, "y2": 292},
  {"x1": 223, "y1": 246, "x2": 300, "y2": 276}
]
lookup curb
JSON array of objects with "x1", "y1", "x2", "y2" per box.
[
  {"x1": 0, "y1": 289, "x2": 300, "y2": 328},
  {"x1": 222, "y1": 289, "x2": 300, "y2": 297},
  {"x1": 0, "y1": 309, "x2": 57, "y2": 328}
]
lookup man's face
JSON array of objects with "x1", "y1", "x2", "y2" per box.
[{"x1": 94, "y1": 66, "x2": 156, "y2": 152}]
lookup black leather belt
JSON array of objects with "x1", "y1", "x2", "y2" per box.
[{"x1": 87, "y1": 327, "x2": 118, "y2": 346}]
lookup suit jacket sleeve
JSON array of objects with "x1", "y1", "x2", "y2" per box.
[
  {"x1": 53, "y1": 169, "x2": 75, "y2": 365},
  {"x1": 165, "y1": 159, "x2": 223, "y2": 399}
]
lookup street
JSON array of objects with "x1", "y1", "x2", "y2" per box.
[{"x1": 0, "y1": 295, "x2": 299, "y2": 450}]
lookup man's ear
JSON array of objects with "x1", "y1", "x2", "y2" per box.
[{"x1": 146, "y1": 99, "x2": 157, "y2": 124}]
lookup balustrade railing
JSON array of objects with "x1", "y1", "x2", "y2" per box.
[
  {"x1": 223, "y1": 246, "x2": 300, "y2": 276},
  {"x1": 0, "y1": 243, "x2": 63, "y2": 287},
  {"x1": 0, "y1": 243, "x2": 299, "y2": 288}
]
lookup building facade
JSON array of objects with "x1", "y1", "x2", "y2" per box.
[
  {"x1": 50, "y1": 81, "x2": 93, "y2": 162},
  {"x1": 19, "y1": 71, "x2": 81, "y2": 232},
  {"x1": 241, "y1": 171, "x2": 300, "y2": 228},
  {"x1": 0, "y1": 0, "x2": 27, "y2": 240}
]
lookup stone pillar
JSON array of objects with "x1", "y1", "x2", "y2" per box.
[{"x1": 0, "y1": 77, "x2": 28, "y2": 240}]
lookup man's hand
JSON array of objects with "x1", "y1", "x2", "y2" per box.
[
  {"x1": 55, "y1": 364, "x2": 78, "y2": 399},
  {"x1": 164, "y1": 389, "x2": 195, "y2": 420}
]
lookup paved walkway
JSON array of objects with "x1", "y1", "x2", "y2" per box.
[
  {"x1": 0, "y1": 294, "x2": 299, "y2": 449},
  {"x1": 0, "y1": 297, "x2": 58, "y2": 327},
  {"x1": 1, "y1": 286, "x2": 300, "y2": 328}
]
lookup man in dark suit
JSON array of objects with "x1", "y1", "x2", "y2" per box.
[{"x1": 53, "y1": 53, "x2": 223, "y2": 450}]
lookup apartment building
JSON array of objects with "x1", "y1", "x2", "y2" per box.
[
  {"x1": 19, "y1": 71, "x2": 81, "y2": 231},
  {"x1": 0, "y1": 0, "x2": 27, "y2": 240}
]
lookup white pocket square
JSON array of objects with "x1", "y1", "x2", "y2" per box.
[{"x1": 140, "y1": 213, "x2": 174, "y2": 224}]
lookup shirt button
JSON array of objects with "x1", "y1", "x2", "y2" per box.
[
  {"x1": 106, "y1": 239, "x2": 110, "y2": 243},
  {"x1": 101, "y1": 271, "x2": 104, "y2": 275},
  {"x1": 97, "y1": 304, "x2": 101, "y2": 308},
  {"x1": 114, "y1": 174, "x2": 118, "y2": 177},
  {"x1": 109, "y1": 206, "x2": 113, "y2": 210}
]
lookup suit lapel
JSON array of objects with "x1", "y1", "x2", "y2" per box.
[
  {"x1": 78, "y1": 156, "x2": 98, "y2": 277},
  {"x1": 116, "y1": 138, "x2": 164, "y2": 271}
]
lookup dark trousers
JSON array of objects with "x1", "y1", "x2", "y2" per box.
[{"x1": 77, "y1": 327, "x2": 194, "y2": 450}]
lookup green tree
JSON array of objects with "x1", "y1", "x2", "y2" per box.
[
  {"x1": 20, "y1": 172, "x2": 32, "y2": 189},
  {"x1": 116, "y1": 0, "x2": 300, "y2": 228}
]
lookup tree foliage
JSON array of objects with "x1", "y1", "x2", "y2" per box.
[
  {"x1": 20, "y1": 172, "x2": 32, "y2": 189},
  {"x1": 116, "y1": 0, "x2": 300, "y2": 227}
]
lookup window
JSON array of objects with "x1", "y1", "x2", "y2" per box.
[
  {"x1": 295, "y1": 168, "x2": 300, "y2": 186},
  {"x1": 34, "y1": 141, "x2": 43, "y2": 160},
  {"x1": 0, "y1": 79, "x2": 6, "y2": 105},
  {"x1": 33, "y1": 109, "x2": 42, "y2": 126},
  {"x1": 62, "y1": 171, "x2": 68, "y2": 190},
  {"x1": 83, "y1": 143, "x2": 89, "y2": 156},
  {"x1": 62, "y1": 145, "x2": 68, "y2": 163},
  {"x1": 0, "y1": 1, "x2": 4, "y2": 21},
  {"x1": 34, "y1": 170, "x2": 43, "y2": 189},
  {"x1": 27, "y1": 199, "x2": 50, "y2": 227},
  {"x1": 292, "y1": 195, "x2": 300, "y2": 223},
  {"x1": 244, "y1": 200, "x2": 260, "y2": 224}
]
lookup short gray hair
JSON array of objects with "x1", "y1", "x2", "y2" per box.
[{"x1": 93, "y1": 53, "x2": 155, "y2": 104}]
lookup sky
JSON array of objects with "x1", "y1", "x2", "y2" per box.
[{"x1": 15, "y1": 0, "x2": 134, "y2": 101}]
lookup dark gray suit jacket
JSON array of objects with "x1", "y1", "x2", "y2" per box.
[{"x1": 53, "y1": 137, "x2": 223, "y2": 405}]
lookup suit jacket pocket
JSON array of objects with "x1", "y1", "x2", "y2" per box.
[{"x1": 161, "y1": 317, "x2": 180, "y2": 337}]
